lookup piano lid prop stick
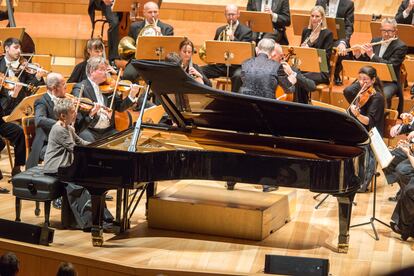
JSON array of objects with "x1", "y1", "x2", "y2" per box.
[{"x1": 128, "y1": 82, "x2": 151, "y2": 152}]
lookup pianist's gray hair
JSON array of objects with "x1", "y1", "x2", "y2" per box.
[
  {"x1": 54, "y1": 98, "x2": 74, "y2": 118},
  {"x1": 46, "y1": 72, "x2": 63, "y2": 90},
  {"x1": 381, "y1": 18, "x2": 397, "y2": 28},
  {"x1": 86, "y1": 56, "x2": 106, "y2": 77},
  {"x1": 256, "y1": 38, "x2": 276, "y2": 56}
]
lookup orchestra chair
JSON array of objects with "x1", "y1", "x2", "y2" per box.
[
  {"x1": 12, "y1": 166, "x2": 64, "y2": 226},
  {"x1": 215, "y1": 77, "x2": 232, "y2": 91},
  {"x1": 3, "y1": 138, "x2": 14, "y2": 171},
  {"x1": 90, "y1": 10, "x2": 109, "y2": 39},
  {"x1": 383, "y1": 108, "x2": 398, "y2": 147},
  {"x1": 313, "y1": 49, "x2": 339, "y2": 104}
]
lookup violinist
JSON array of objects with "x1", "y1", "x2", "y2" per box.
[
  {"x1": 348, "y1": 66, "x2": 385, "y2": 135},
  {"x1": 67, "y1": 38, "x2": 110, "y2": 84},
  {"x1": 344, "y1": 18, "x2": 407, "y2": 113},
  {"x1": 26, "y1": 73, "x2": 100, "y2": 169},
  {"x1": 0, "y1": 37, "x2": 45, "y2": 115},
  {"x1": 72, "y1": 56, "x2": 140, "y2": 142},
  {"x1": 300, "y1": 6, "x2": 333, "y2": 86}
]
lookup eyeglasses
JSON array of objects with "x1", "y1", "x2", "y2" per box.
[{"x1": 380, "y1": 29, "x2": 395, "y2": 34}]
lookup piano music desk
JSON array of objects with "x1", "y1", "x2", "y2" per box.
[{"x1": 148, "y1": 181, "x2": 296, "y2": 240}]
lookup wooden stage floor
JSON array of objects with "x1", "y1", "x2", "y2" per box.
[{"x1": 0, "y1": 154, "x2": 413, "y2": 276}]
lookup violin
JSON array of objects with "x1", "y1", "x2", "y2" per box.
[
  {"x1": 355, "y1": 85, "x2": 375, "y2": 109},
  {"x1": 0, "y1": 72, "x2": 35, "y2": 92},
  {"x1": 99, "y1": 76, "x2": 133, "y2": 95},
  {"x1": 65, "y1": 93, "x2": 95, "y2": 112}
]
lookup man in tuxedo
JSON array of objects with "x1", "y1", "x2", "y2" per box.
[
  {"x1": 315, "y1": 0, "x2": 354, "y2": 85},
  {"x1": 88, "y1": 0, "x2": 121, "y2": 63},
  {"x1": 395, "y1": 0, "x2": 414, "y2": 94},
  {"x1": 72, "y1": 57, "x2": 140, "y2": 142},
  {"x1": 343, "y1": 18, "x2": 407, "y2": 114},
  {"x1": 128, "y1": 1, "x2": 174, "y2": 40},
  {"x1": 201, "y1": 4, "x2": 253, "y2": 93},
  {"x1": 246, "y1": 0, "x2": 291, "y2": 45},
  {"x1": 123, "y1": 1, "x2": 174, "y2": 82}
]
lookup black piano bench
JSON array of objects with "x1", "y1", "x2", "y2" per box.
[{"x1": 12, "y1": 166, "x2": 64, "y2": 226}]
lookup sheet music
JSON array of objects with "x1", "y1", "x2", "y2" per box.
[{"x1": 369, "y1": 127, "x2": 394, "y2": 169}]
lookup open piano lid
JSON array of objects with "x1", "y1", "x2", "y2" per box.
[{"x1": 133, "y1": 60, "x2": 369, "y2": 146}]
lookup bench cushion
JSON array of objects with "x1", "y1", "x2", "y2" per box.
[{"x1": 12, "y1": 166, "x2": 64, "y2": 201}]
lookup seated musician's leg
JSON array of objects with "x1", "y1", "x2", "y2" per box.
[
  {"x1": 383, "y1": 82, "x2": 398, "y2": 109},
  {"x1": 343, "y1": 81, "x2": 361, "y2": 104},
  {"x1": 100, "y1": 3, "x2": 120, "y2": 62},
  {"x1": 395, "y1": 159, "x2": 414, "y2": 191},
  {"x1": 230, "y1": 67, "x2": 242, "y2": 93},
  {"x1": 391, "y1": 181, "x2": 414, "y2": 240},
  {"x1": 201, "y1": 64, "x2": 225, "y2": 80},
  {"x1": 383, "y1": 147, "x2": 408, "y2": 185},
  {"x1": 0, "y1": 122, "x2": 26, "y2": 176},
  {"x1": 303, "y1": 72, "x2": 329, "y2": 85}
]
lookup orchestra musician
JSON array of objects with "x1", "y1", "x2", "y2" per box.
[
  {"x1": 201, "y1": 4, "x2": 253, "y2": 93},
  {"x1": 26, "y1": 73, "x2": 99, "y2": 169},
  {"x1": 123, "y1": 1, "x2": 174, "y2": 82},
  {"x1": 343, "y1": 18, "x2": 407, "y2": 114},
  {"x1": 300, "y1": 6, "x2": 333, "y2": 86},
  {"x1": 246, "y1": 0, "x2": 291, "y2": 45},
  {"x1": 315, "y1": 0, "x2": 355, "y2": 85},
  {"x1": 0, "y1": 37, "x2": 45, "y2": 115},
  {"x1": 72, "y1": 56, "x2": 141, "y2": 142},
  {"x1": 88, "y1": 0, "x2": 121, "y2": 63},
  {"x1": 128, "y1": 1, "x2": 174, "y2": 41},
  {"x1": 178, "y1": 39, "x2": 211, "y2": 87},
  {"x1": 67, "y1": 38, "x2": 106, "y2": 84},
  {"x1": 395, "y1": 0, "x2": 414, "y2": 94}
]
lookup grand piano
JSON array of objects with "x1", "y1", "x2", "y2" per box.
[{"x1": 59, "y1": 60, "x2": 369, "y2": 253}]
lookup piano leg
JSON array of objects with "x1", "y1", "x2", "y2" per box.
[
  {"x1": 145, "y1": 182, "x2": 157, "y2": 217},
  {"x1": 336, "y1": 193, "x2": 356, "y2": 253},
  {"x1": 90, "y1": 189, "x2": 107, "y2": 247}
]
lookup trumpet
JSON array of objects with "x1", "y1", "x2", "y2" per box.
[
  {"x1": 344, "y1": 37, "x2": 398, "y2": 53},
  {"x1": 218, "y1": 20, "x2": 234, "y2": 41}
]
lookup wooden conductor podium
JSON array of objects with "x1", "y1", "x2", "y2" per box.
[
  {"x1": 148, "y1": 181, "x2": 296, "y2": 240},
  {"x1": 239, "y1": 10, "x2": 274, "y2": 33},
  {"x1": 135, "y1": 36, "x2": 186, "y2": 60},
  {"x1": 292, "y1": 14, "x2": 346, "y2": 40}
]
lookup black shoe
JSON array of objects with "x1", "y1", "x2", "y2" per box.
[
  {"x1": 411, "y1": 85, "x2": 414, "y2": 95},
  {"x1": 11, "y1": 166, "x2": 21, "y2": 177},
  {"x1": 105, "y1": 194, "x2": 113, "y2": 201},
  {"x1": 262, "y1": 186, "x2": 279, "y2": 192},
  {"x1": 388, "y1": 195, "x2": 399, "y2": 202},
  {"x1": 390, "y1": 222, "x2": 408, "y2": 241},
  {"x1": 334, "y1": 76, "x2": 343, "y2": 86},
  {"x1": 225, "y1": 182, "x2": 235, "y2": 191},
  {"x1": 0, "y1": 187, "x2": 9, "y2": 194},
  {"x1": 52, "y1": 198, "x2": 62, "y2": 209},
  {"x1": 103, "y1": 221, "x2": 114, "y2": 233}
]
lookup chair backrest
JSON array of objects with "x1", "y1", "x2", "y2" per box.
[
  {"x1": 22, "y1": 116, "x2": 36, "y2": 155},
  {"x1": 328, "y1": 48, "x2": 339, "y2": 89},
  {"x1": 383, "y1": 108, "x2": 399, "y2": 139}
]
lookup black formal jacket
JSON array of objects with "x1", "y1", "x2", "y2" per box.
[
  {"x1": 72, "y1": 79, "x2": 134, "y2": 131},
  {"x1": 214, "y1": 23, "x2": 253, "y2": 42},
  {"x1": 300, "y1": 28, "x2": 334, "y2": 67},
  {"x1": 354, "y1": 37, "x2": 407, "y2": 82},
  {"x1": 247, "y1": 0, "x2": 291, "y2": 45},
  {"x1": 88, "y1": 0, "x2": 101, "y2": 23},
  {"x1": 315, "y1": 0, "x2": 354, "y2": 46},
  {"x1": 128, "y1": 20, "x2": 174, "y2": 41},
  {"x1": 396, "y1": 0, "x2": 414, "y2": 24},
  {"x1": 67, "y1": 60, "x2": 87, "y2": 84},
  {"x1": 0, "y1": 57, "x2": 45, "y2": 116}
]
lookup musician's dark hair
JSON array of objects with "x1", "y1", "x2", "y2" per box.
[
  {"x1": 358, "y1": 66, "x2": 384, "y2": 94},
  {"x1": 0, "y1": 252, "x2": 20, "y2": 276},
  {"x1": 3, "y1": 37, "x2": 21, "y2": 50},
  {"x1": 84, "y1": 38, "x2": 105, "y2": 60},
  {"x1": 179, "y1": 38, "x2": 195, "y2": 53},
  {"x1": 56, "y1": 262, "x2": 77, "y2": 276},
  {"x1": 165, "y1": 52, "x2": 182, "y2": 66}
]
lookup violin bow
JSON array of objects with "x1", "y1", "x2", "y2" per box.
[
  {"x1": 109, "y1": 68, "x2": 123, "y2": 111},
  {"x1": 74, "y1": 84, "x2": 85, "y2": 114}
]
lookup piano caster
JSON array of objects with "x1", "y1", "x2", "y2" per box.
[
  {"x1": 91, "y1": 229, "x2": 104, "y2": 247},
  {"x1": 338, "y1": 243, "x2": 349, "y2": 253}
]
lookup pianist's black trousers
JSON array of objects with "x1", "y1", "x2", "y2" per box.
[
  {"x1": 0, "y1": 121, "x2": 26, "y2": 167},
  {"x1": 201, "y1": 64, "x2": 242, "y2": 92}
]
